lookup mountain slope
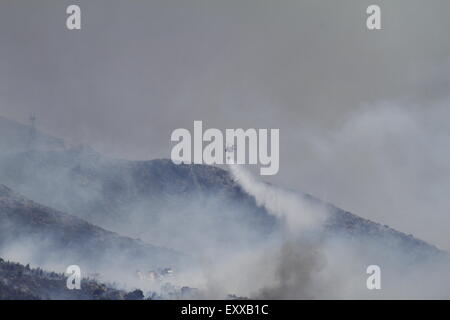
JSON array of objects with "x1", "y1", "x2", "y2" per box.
[
  {"x1": 0, "y1": 148, "x2": 444, "y2": 262},
  {"x1": 0, "y1": 115, "x2": 444, "y2": 266},
  {"x1": 0, "y1": 116, "x2": 64, "y2": 153},
  {"x1": 0, "y1": 184, "x2": 185, "y2": 277},
  {"x1": 0, "y1": 257, "x2": 134, "y2": 300},
  {"x1": 0, "y1": 150, "x2": 277, "y2": 254}
]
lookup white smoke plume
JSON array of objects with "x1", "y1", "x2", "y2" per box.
[
  {"x1": 228, "y1": 164, "x2": 328, "y2": 235},
  {"x1": 223, "y1": 164, "x2": 331, "y2": 298},
  {"x1": 225, "y1": 164, "x2": 450, "y2": 299}
]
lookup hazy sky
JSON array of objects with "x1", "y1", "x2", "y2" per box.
[{"x1": 1, "y1": 0, "x2": 450, "y2": 249}]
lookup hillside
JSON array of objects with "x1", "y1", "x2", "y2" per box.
[
  {"x1": 0, "y1": 184, "x2": 184, "y2": 276},
  {"x1": 0, "y1": 116, "x2": 65, "y2": 153},
  {"x1": 0, "y1": 115, "x2": 446, "y2": 299},
  {"x1": 0, "y1": 257, "x2": 136, "y2": 300}
]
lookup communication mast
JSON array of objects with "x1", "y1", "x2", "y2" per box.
[{"x1": 27, "y1": 114, "x2": 37, "y2": 150}]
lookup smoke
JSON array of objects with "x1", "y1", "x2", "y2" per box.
[
  {"x1": 255, "y1": 241, "x2": 326, "y2": 299},
  {"x1": 229, "y1": 164, "x2": 327, "y2": 235},
  {"x1": 1, "y1": 0, "x2": 450, "y2": 300},
  {"x1": 221, "y1": 165, "x2": 450, "y2": 299},
  {"x1": 1, "y1": 115, "x2": 450, "y2": 299},
  {"x1": 203, "y1": 164, "x2": 330, "y2": 299},
  {"x1": 290, "y1": 94, "x2": 450, "y2": 251}
]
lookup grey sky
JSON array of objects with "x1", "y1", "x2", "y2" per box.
[{"x1": 1, "y1": 0, "x2": 450, "y2": 249}]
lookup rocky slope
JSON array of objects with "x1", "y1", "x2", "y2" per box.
[
  {"x1": 0, "y1": 116, "x2": 446, "y2": 299},
  {"x1": 0, "y1": 184, "x2": 184, "y2": 276},
  {"x1": 0, "y1": 257, "x2": 137, "y2": 300},
  {"x1": 0, "y1": 147, "x2": 443, "y2": 260}
]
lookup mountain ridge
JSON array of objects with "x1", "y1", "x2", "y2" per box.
[
  {"x1": 0, "y1": 115, "x2": 446, "y2": 296},
  {"x1": 0, "y1": 183, "x2": 186, "y2": 275}
]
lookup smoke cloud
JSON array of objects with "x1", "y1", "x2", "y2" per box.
[{"x1": 229, "y1": 164, "x2": 327, "y2": 234}]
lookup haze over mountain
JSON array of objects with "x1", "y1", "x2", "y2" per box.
[
  {"x1": 0, "y1": 116, "x2": 65, "y2": 153},
  {"x1": 0, "y1": 115, "x2": 449, "y2": 299},
  {"x1": 0, "y1": 184, "x2": 184, "y2": 273},
  {"x1": 0, "y1": 256, "x2": 137, "y2": 300}
]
